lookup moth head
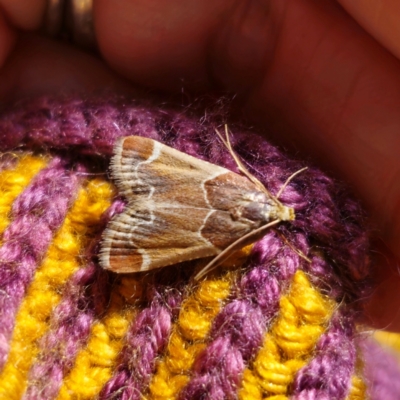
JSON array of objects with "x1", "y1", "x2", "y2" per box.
[
  {"x1": 274, "y1": 202, "x2": 295, "y2": 221},
  {"x1": 257, "y1": 167, "x2": 306, "y2": 223}
]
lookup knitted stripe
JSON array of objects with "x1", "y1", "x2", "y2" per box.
[
  {"x1": 239, "y1": 270, "x2": 335, "y2": 399},
  {"x1": 178, "y1": 233, "x2": 301, "y2": 400},
  {"x1": 22, "y1": 179, "x2": 114, "y2": 400},
  {"x1": 0, "y1": 155, "x2": 47, "y2": 239},
  {"x1": 0, "y1": 97, "x2": 165, "y2": 156},
  {"x1": 292, "y1": 312, "x2": 356, "y2": 399},
  {"x1": 147, "y1": 272, "x2": 234, "y2": 399},
  {"x1": 0, "y1": 154, "x2": 48, "y2": 396},
  {"x1": 0, "y1": 178, "x2": 111, "y2": 399},
  {"x1": 0, "y1": 170, "x2": 84, "y2": 399},
  {"x1": 99, "y1": 287, "x2": 182, "y2": 400},
  {"x1": 56, "y1": 287, "x2": 135, "y2": 399},
  {"x1": 147, "y1": 247, "x2": 251, "y2": 399},
  {"x1": 0, "y1": 157, "x2": 78, "y2": 368}
]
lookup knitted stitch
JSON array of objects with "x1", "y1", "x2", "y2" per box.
[
  {"x1": 148, "y1": 273, "x2": 234, "y2": 399},
  {"x1": 57, "y1": 285, "x2": 134, "y2": 399},
  {"x1": 239, "y1": 270, "x2": 335, "y2": 399},
  {"x1": 23, "y1": 180, "x2": 114, "y2": 400},
  {"x1": 0, "y1": 177, "x2": 112, "y2": 399},
  {"x1": 0, "y1": 157, "x2": 78, "y2": 370},
  {"x1": 0, "y1": 95, "x2": 396, "y2": 400}
]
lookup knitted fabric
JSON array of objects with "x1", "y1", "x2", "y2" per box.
[{"x1": 0, "y1": 96, "x2": 398, "y2": 400}]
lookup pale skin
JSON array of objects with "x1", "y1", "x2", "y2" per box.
[{"x1": 0, "y1": 0, "x2": 399, "y2": 330}]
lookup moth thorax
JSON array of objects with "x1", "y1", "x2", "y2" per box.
[
  {"x1": 235, "y1": 192, "x2": 295, "y2": 223},
  {"x1": 232, "y1": 192, "x2": 272, "y2": 223}
]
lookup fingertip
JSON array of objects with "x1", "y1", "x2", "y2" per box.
[
  {"x1": 337, "y1": 0, "x2": 400, "y2": 62},
  {"x1": 94, "y1": 0, "x2": 226, "y2": 91},
  {"x1": 0, "y1": 35, "x2": 135, "y2": 103}
]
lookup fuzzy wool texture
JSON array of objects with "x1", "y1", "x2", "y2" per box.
[{"x1": 0, "y1": 95, "x2": 397, "y2": 399}]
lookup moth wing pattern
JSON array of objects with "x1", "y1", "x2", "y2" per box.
[{"x1": 99, "y1": 136, "x2": 270, "y2": 273}]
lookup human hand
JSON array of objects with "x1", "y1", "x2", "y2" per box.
[{"x1": 0, "y1": 0, "x2": 399, "y2": 330}]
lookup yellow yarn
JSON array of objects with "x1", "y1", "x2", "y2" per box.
[
  {"x1": 345, "y1": 352, "x2": 367, "y2": 400},
  {"x1": 239, "y1": 270, "x2": 335, "y2": 399},
  {"x1": 0, "y1": 154, "x2": 47, "y2": 234},
  {"x1": 345, "y1": 375, "x2": 366, "y2": 400},
  {"x1": 0, "y1": 154, "x2": 47, "y2": 400},
  {"x1": 0, "y1": 178, "x2": 114, "y2": 400},
  {"x1": 147, "y1": 274, "x2": 233, "y2": 400},
  {"x1": 57, "y1": 288, "x2": 134, "y2": 399}
]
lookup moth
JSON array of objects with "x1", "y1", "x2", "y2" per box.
[{"x1": 100, "y1": 131, "x2": 302, "y2": 280}]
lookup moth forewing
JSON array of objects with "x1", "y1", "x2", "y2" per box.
[{"x1": 99, "y1": 135, "x2": 296, "y2": 276}]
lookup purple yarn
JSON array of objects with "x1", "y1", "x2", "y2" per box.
[
  {"x1": 184, "y1": 336, "x2": 245, "y2": 399},
  {"x1": 99, "y1": 288, "x2": 182, "y2": 400},
  {"x1": 361, "y1": 338, "x2": 400, "y2": 400},
  {"x1": 23, "y1": 264, "x2": 110, "y2": 400},
  {"x1": 285, "y1": 168, "x2": 369, "y2": 300},
  {"x1": 0, "y1": 158, "x2": 78, "y2": 368},
  {"x1": 0, "y1": 97, "x2": 166, "y2": 156},
  {"x1": 179, "y1": 233, "x2": 301, "y2": 400},
  {"x1": 292, "y1": 312, "x2": 356, "y2": 400}
]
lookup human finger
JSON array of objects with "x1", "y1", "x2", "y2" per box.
[
  {"x1": 0, "y1": 35, "x2": 135, "y2": 103},
  {"x1": 337, "y1": 0, "x2": 400, "y2": 61}
]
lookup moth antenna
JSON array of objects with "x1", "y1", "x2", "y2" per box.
[
  {"x1": 193, "y1": 219, "x2": 280, "y2": 281},
  {"x1": 276, "y1": 167, "x2": 308, "y2": 199},
  {"x1": 215, "y1": 126, "x2": 278, "y2": 202}
]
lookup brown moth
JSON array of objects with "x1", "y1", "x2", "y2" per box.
[{"x1": 99, "y1": 134, "x2": 298, "y2": 279}]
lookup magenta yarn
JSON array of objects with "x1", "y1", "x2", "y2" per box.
[
  {"x1": 0, "y1": 158, "x2": 78, "y2": 368},
  {"x1": 23, "y1": 265, "x2": 110, "y2": 400},
  {"x1": 99, "y1": 287, "x2": 182, "y2": 400},
  {"x1": 0, "y1": 95, "x2": 393, "y2": 399},
  {"x1": 292, "y1": 312, "x2": 356, "y2": 399},
  {"x1": 362, "y1": 338, "x2": 400, "y2": 399}
]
